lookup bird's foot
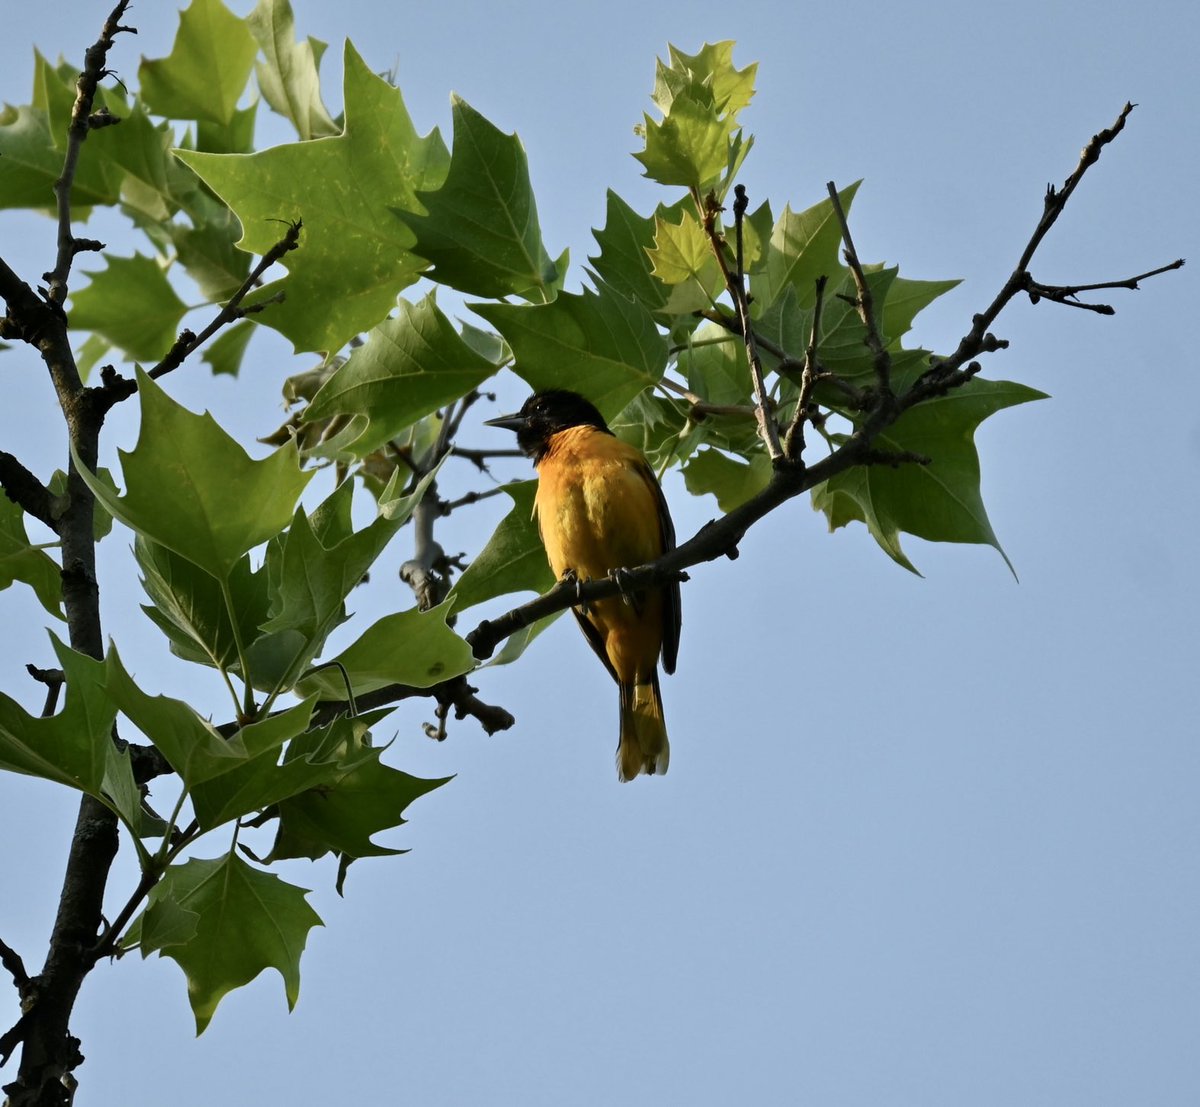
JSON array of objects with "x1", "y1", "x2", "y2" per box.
[
  {"x1": 608, "y1": 566, "x2": 636, "y2": 608},
  {"x1": 561, "y1": 568, "x2": 589, "y2": 613}
]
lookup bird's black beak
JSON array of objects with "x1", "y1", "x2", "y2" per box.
[{"x1": 483, "y1": 412, "x2": 526, "y2": 433}]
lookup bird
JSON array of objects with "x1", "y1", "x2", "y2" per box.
[{"x1": 485, "y1": 389, "x2": 681, "y2": 781}]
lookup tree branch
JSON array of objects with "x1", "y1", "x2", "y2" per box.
[
  {"x1": 93, "y1": 221, "x2": 303, "y2": 411},
  {"x1": 469, "y1": 105, "x2": 1183, "y2": 665},
  {"x1": 826, "y1": 181, "x2": 893, "y2": 397},
  {"x1": 699, "y1": 186, "x2": 783, "y2": 459},
  {"x1": 0, "y1": 454, "x2": 57, "y2": 531},
  {"x1": 782, "y1": 274, "x2": 828, "y2": 459},
  {"x1": 44, "y1": 1, "x2": 135, "y2": 308},
  {"x1": 1024, "y1": 258, "x2": 1185, "y2": 313}
]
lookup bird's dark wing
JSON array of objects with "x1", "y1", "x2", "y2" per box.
[{"x1": 635, "y1": 458, "x2": 681, "y2": 676}]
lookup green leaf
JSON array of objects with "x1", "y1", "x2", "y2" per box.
[
  {"x1": 273, "y1": 713, "x2": 449, "y2": 862},
  {"x1": 68, "y1": 254, "x2": 189, "y2": 362},
  {"x1": 202, "y1": 320, "x2": 256, "y2": 377},
  {"x1": 676, "y1": 320, "x2": 750, "y2": 407},
  {"x1": 751, "y1": 182, "x2": 862, "y2": 312},
  {"x1": 103, "y1": 644, "x2": 318, "y2": 786},
  {"x1": 609, "y1": 391, "x2": 704, "y2": 470},
  {"x1": 0, "y1": 495, "x2": 62, "y2": 619},
  {"x1": 881, "y1": 274, "x2": 962, "y2": 347},
  {"x1": 811, "y1": 378, "x2": 1048, "y2": 573},
  {"x1": 654, "y1": 43, "x2": 757, "y2": 118},
  {"x1": 645, "y1": 212, "x2": 724, "y2": 313},
  {"x1": 135, "y1": 852, "x2": 321, "y2": 1033},
  {"x1": 170, "y1": 196, "x2": 251, "y2": 300},
  {"x1": 248, "y1": 470, "x2": 438, "y2": 692},
  {"x1": 473, "y1": 282, "x2": 668, "y2": 419},
  {"x1": 75, "y1": 369, "x2": 312, "y2": 580},
  {"x1": 587, "y1": 191, "x2": 675, "y2": 314},
  {"x1": 188, "y1": 706, "x2": 341, "y2": 832},
  {"x1": 0, "y1": 103, "x2": 121, "y2": 212},
  {"x1": 136, "y1": 538, "x2": 269, "y2": 671},
  {"x1": 301, "y1": 293, "x2": 497, "y2": 456},
  {"x1": 177, "y1": 42, "x2": 448, "y2": 353},
  {"x1": 296, "y1": 600, "x2": 474, "y2": 698},
  {"x1": 247, "y1": 0, "x2": 339, "y2": 140},
  {"x1": 0, "y1": 635, "x2": 115, "y2": 795},
  {"x1": 682, "y1": 448, "x2": 771, "y2": 512},
  {"x1": 48, "y1": 468, "x2": 117, "y2": 542},
  {"x1": 103, "y1": 104, "x2": 188, "y2": 224},
  {"x1": 138, "y1": 0, "x2": 257, "y2": 127},
  {"x1": 634, "y1": 87, "x2": 736, "y2": 190},
  {"x1": 396, "y1": 96, "x2": 557, "y2": 299},
  {"x1": 448, "y1": 481, "x2": 552, "y2": 610},
  {"x1": 196, "y1": 103, "x2": 259, "y2": 155}
]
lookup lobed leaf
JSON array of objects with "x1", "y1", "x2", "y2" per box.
[
  {"x1": 138, "y1": 0, "x2": 258, "y2": 127},
  {"x1": 69, "y1": 254, "x2": 189, "y2": 362},
  {"x1": 75, "y1": 369, "x2": 312, "y2": 581},
  {"x1": 133, "y1": 852, "x2": 321, "y2": 1033},
  {"x1": 301, "y1": 293, "x2": 498, "y2": 457},
  {"x1": 397, "y1": 96, "x2": 558, "y2": 299},
  {"x1": 474, "y1": 281, "x2": 668, "y2": 419},
  {"x1": 178, "y1": 42, "x2": 448, "y2": 353},
  {"x1": 811, "y1": 378, "x2": 1048, "y2": 573}
]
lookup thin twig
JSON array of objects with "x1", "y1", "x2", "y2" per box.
[
  {"x1": 90, "y1": 223, "x2": 302, "y2": 411},
  {"x1": 657, "y1": 375, "x2": 760, "y2": 419},
  {"x1": 826, "y1": 181, "x2": 892, "y2": 396},
  {"x1": 698, "y1": 186, "x2": 783, "y2": 459},
  {"x1": 696, "y1": 307, "x2": 868, "y2": 407},
  {"x1": 904, "y1": 102, "x2": 1180, "y2": 410},
  {"x1": 450, "y1": 446, "x2": 525, "y2": 467},
  {"x1": 1025, "y1": 258, "x2": 1185, "y2": 312},
  {"x1": 45, "y1": 1, "x2": 135, "y2": 307},
  {"x1": 0, "y1": 938, "x2": 29, "y2": 990},
  {"x1": 440, "y1": 486, "x2": 509, "y2": 515},
  {"x1": 26, "y1": 665, "x2": 66, "y2": 716},
  {"x1": 148, "y1": 222, "x2": 301, "y2": 380},
  {"x1": 783, "y1": 274, "x2": 828, "y2": 459}
]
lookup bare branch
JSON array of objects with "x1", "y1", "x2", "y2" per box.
[
  {"x1": 0, "y1": 939, "x2": 29, "y2": 992},
  {"x1": 1025, "y1": 258, "x2": 1185, "y2": 312},
  {"x1": 0, "y1": 454, "x2": 57, "y2": 531},
  {"x1": 26, "y1": 666, "x2": 66, "y2": 717},
  {"x1": 826, "y1": 181, "x2": 893, "y2": 396},
  {"x1": 783, "y1": 274, "x2": 828, "y2": 459},
  {"x1": 45, "y1": 1, "x2": 135, "y2": 307}
]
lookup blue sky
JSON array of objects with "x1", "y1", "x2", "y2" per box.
[{"x1": 2, "y1": 0, "x2": 1197, "y2": 1104}]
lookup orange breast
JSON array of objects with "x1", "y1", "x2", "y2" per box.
[{"x1": 534, "y1": 425, "x2": 667, "y2": 684}]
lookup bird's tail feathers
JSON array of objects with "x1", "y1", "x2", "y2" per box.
[{"x1": 617, "y1": 675, "x2": 669, "y2": 782}]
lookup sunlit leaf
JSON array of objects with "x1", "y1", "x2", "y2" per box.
[
  {"x1": 138, "y1": 0, "x2": 257, "y2": 127},
  {"x1": 247, "y1": 0, "x2": 339, "y2": 140},
  {"x1": 177, "y1": 42, "x2": 447, "y2": 352},
  {"x1": 296, "y1": 600, "x2": 474, "y2": 698}
]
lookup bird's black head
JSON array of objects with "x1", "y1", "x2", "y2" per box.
[{"x1": 485, "y1": 389, "x2": 610, "y2": 460}]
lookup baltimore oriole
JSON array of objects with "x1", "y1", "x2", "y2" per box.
[{"x1": 486, "y1": 390, "x2": 681, "y2": 781}]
